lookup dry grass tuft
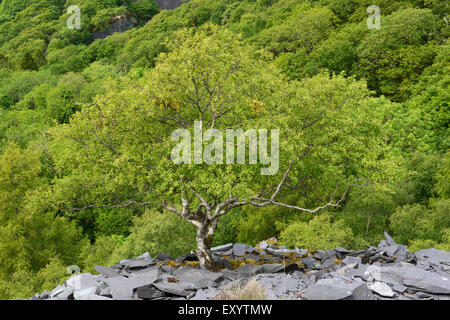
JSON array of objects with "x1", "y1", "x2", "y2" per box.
[{"x1": 213, "y1": 279, "x2": 266, "y2": 300}]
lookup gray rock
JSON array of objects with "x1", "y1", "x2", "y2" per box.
[
  {"x1": 335, "y1": 247, "x2": 352, "y2": 254},
  {"x1": 40, "y1": 290, "x2": 49, "y2": 300},
  {"x1": 77, "y1": 293, "x2": 113, "y2": 300},
  {"x1": 352, "y1": 283, "x2": 377, "y2": 300},
  {"x1": 336, "y1": 263, "x2": 358, "y2": 276},
  {"x1": 136, "y1": 285, "x2": 167, "y2": 299},
  {"x1": 260, "y1": 264, "x2": 286, "y2": 273},
  {"x1": 378, "y1": 240, "x2": 388, "y2": 248},
  {"x1": 414, "y1": 248, "x2": 450, "y2": 265},
  {"x1": 381, "y1": 262, "x2": 450, "y2": 294},
  {"x1": 322, "y1": 258, "x2": 339, "y2": 272},
  {"x1": 211, "y1": 243, "x2": 233, "y2": 252},
  {"x1": 74, "y1": 286, "x2": 100, "y2": 300},
  {"x1": 124, "y1": 259, "x2": 155, "y2": 270},
  {"x1": 367, "y1": 281, "x2": 394, "y2": 297},
  {"x1": 137, "y1": 252, "x2": 152, "y2": 260},
  {"x1": 335, "y1": 247, "x2": 352, "y2": 259},
  {"x1": 246, "y1": 254, "x2": 261, "y2": 262},
  {"x1": 50, "y1": 285, "x2": 66, "y2": 298},
  {"x1": 104, "y1": 267, "x2": 160, "y2": 299},
  {"x1": 342, "y1": 256, "x2": 361, "y2": 266},
  {"x1": 173, "y1": 267, "x2": 223, "y2": 289},
  {"x1": 302, "y1": 256, "x2": 322, "y2": 270},
  {"x1": 160, "y1": 265, "x2": 174, "y2": 274},
  {"x1": 31, "y1": 293, "x2": 40, "y2": 300},
  {"x1": 295, "y1": 248, "x2": 308, "y2": 256},
  {"x1": 213, "y1": 257, "x2": 232, "y2": 270},
  {"x1": 258, "y1": 241, "x2": 269, "y2": 250},
  {"x1": 234, "y1": 264, "x2": 262, "y2": 278},
  {"x1": 313, "y1": 250, "x2": 327, "y2": 260},
  {"x1": 384, "y1": 231, "x2": 396, "y2": 246},
  {"x1": 220, "y1": 269, "x2": 240, "y2": 280},
  {"x1": 152, "y1": 282, "x2": 195, "y2": 297},
  {"x1": 94, "y1": 265, "x2": 121, "y2": 278},
  {"x1": 265, "y1": 247, "x2": 296, "y2": 257},
  {"x1": 99, "y1": 286, "x2": 111, "y2": 297},
  {"x1": 391, "y1": 281, "x2": 407, "y2": 293},
  {"x1": 262, "y1": 255, "x2": 282, "y2": 263},
  {"x1": 65, "y1": 273, "x2": 98, "y2": 292},
  {"x1": 53, "y1": 287, "x2": 74, "y2": 300},
  {"x1": 233, "y1": 243, "x2": 252, "y2": 256},
  {"x1": 304, "y1": 278, "x2": 361, "y2": 300}
]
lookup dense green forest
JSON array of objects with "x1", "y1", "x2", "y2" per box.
[{"x1": 0, "y1": 0, "x2": 448, "y2": 299}]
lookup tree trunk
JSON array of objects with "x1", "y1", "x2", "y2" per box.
[{"x1": 195, "y1": 224, "x2": 215, "y2": 270}]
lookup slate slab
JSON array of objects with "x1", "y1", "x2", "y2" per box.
[
  {"x1": 352, "y1": 283, "x2": 377, "y2": 300},
  {"x1": 302, "y1": 256, "x2": 322, "y2": 270},
  {"x1": 233, "y1": 243, "x2": 252, "y2": 256},
  {"x1": 384, "y1": 231, "x2": 396, "y2": 246},
  {"x1": 414, "y1": 248, "x2": 450, "y2": 265},
  {"x1": 211, "y1": 243, "x2": 233, "y2": 252},
  {"x1": 381, "y1": 262, "x2": 450, "y2": 294},
  {"x1": 367, "y1": 281, "x2": 394, "y2": 297},
  {"x1": 173, "y1": 267, "x2": 224, "y2": 289},
  {"x1": 136, "y1": 285, "x2": 167, "y2": 299},
  {"x1": 94, "y1": 265, "x2": 121, "y2": 278},
  {"x1": 65, "y1": 273, "x2": 98, "y2": 292},
  {"x1": 234, "y1": 264, "x2": 262, "y2": 278},
  {"x1": 304, "y1": 278, "x2": 361, "y2": 300},
  {"x1": 104, "y1": 267, "x2": 160, "y2": 299},
  {"x1": 78, "y1": 293, "x2": 113, "y2": 300},
  {"x1": 124, "y1": 259, "x2": 155, "y2": 270},
  {"x1": 152, "y1": 282, "x2": 195, "y2": 297},
  {"x1": 260, "y1": 264, "x2": 286, "y2": 273}
]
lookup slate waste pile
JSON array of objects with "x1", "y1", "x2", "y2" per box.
[{"x1": 28, "y1": 232, "x2": 450, "y2": 300}]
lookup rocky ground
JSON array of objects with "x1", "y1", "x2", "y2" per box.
[{"x1": 28, "y1": 232, "x2": 450, "y2": 300}]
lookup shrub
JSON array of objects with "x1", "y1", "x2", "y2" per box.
[
  {"x1": 112, "y1": 210, "x2": 197, "y2": 260},
  {"x1": 278, "y1": 213, "x2": 356, "y2": 250}
]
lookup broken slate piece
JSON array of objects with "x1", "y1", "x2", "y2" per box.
[{"x1": 94, "y1": 265, "x2": 121, "y2": 278}]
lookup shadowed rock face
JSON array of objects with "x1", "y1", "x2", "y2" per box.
[
  {"x1": 27, "y1": 233, "x2": 450, "y2": 301},
  {"x1": 92, "y1": 0, "x2": 186, "y2": 40},
  {"x1": 154, "y1": 0, "x2": 183, "y2": 10}
]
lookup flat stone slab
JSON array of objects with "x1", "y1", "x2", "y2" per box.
[
  {"x1": 104, "y1": 267, "x2": 160, "y2": 299},
  {"x1": 414, "y1": 248, "x2": 450, "y2": 265},
  {"x1": 260, "y1": 264, "x2": 286, "y2": 273},
  {"x1": 212, "y1": 243, "x2": 233, "y2": 252},
  {"x1": 173, "y1": 267, "x2": 223, "y2": 289},
  {"x1": 136, "y1": 285, "x2": 167, "y2": 299},
  {"x1": 352, "y1": 283, "x2": 377, "y2": 300},
  {"x1": 302, "y1": 256, "x2": 322, "y2": 270},
  {"x1": 233, "y1": 243, "x2": 253, "y2": 256},
  {"x1": 304, "y1": 278, "x2": 362, "y2": 300},
  {"x1": 381, "y1": 262, "x2": 450, "y2": 294},
  {"x1": 152, "y1": 282, "x2": 195, "y2": 297},
  {"x1": 94, "y1": 265, "x2": 122, "y2": 278},
  {"x1": 77, "y1": 293, "x2": 113, "y2": 300},
  {"x1": 234, "y1": 264, "x2": 261, "y2": 278}
]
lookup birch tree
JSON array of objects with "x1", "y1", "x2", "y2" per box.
[{"x1": 48, "y1": 25, "x2": 384, "y2": 269}]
